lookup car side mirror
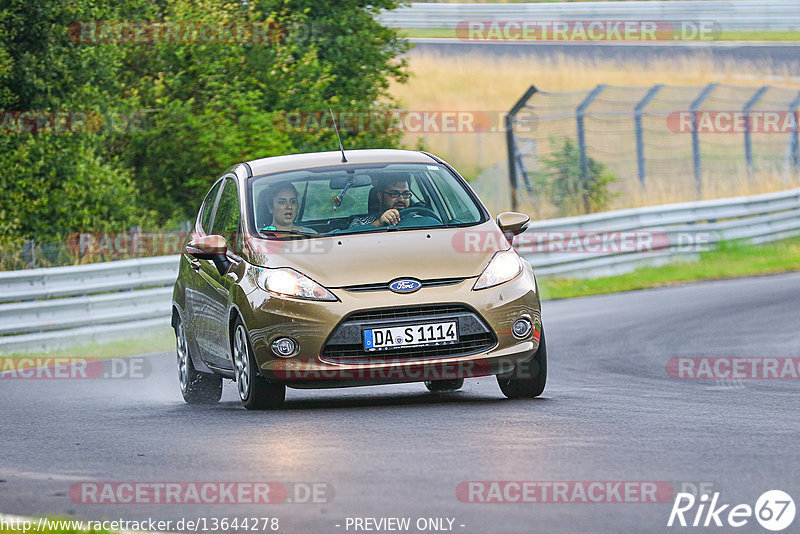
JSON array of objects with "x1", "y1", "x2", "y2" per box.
[
  {"x1": 186, "y1": 235, "x2": 231, "y2": 275},
  {"x1": 496, "y1": 212, "x2": 530, "y2": 236}
]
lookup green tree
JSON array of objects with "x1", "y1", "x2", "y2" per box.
[
  {"x1": 1, "y1": 0, "x2": 411, "y2": 243},
  {"x1": 119, "y1": 0, "x2": 409, "y2": 221},
  {"x1": 0, "y1": 0, "x2": 149, "y2": 249},
  {"x1": 534, "y1": 139, "x2": 618, "y2": 216}
]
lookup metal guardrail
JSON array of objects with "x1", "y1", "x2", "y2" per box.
[
  {"x1": 1, "y1": 187, "x2": 798, "y2": 353},
  {"x1": 0, "y1": 256, "x2": 179, "y2": 353},
  {"x1": 521, "y1": 187, "x2": 800, "y2": 277},
  {"x1": 379, "y1": 1, "x2": 800, "y2": 31},
  {"x1": 0, "y1": 287, "x2": 174, "y2": 336},
  {"x1": 0, "y1": 255, "x2": 179, "y2": 302}
]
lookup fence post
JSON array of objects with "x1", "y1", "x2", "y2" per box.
[
  {"x1": 786, "y1": 90, "x2": 800, "y2": 180},
  {"x1": 743, "y1": 85, "x2": 769, "y2": 175},
  {"x1": 23, "y1": 239, "x2": 36, "y2": 269},
  {"x1": 634, "y1": 84, "x2": 664, "y2": 190},
  {"x1": 129, "y1": 226, "x2": 141, "y2": 256},
  {"x1": 576, "y1": 84, "x2": 606, "y2": 213},
  {"x1": 505, "y1": 85, "x2": 538, "y2": 212},
  {"x1": 690, "y1": 83, "x2": 718, "y2": 200}
]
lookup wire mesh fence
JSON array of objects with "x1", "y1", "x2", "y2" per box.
[
  {"x1": 0, "y1": 221, "x2": 192, "y2": 271},
  {"x1": 507, "y1": 83, "x2": 800, "y2": 218}
]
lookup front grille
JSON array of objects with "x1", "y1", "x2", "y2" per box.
[
  {"x1": 341, "y1": 278, "x2": 466, "y2": 293},
  {"x1": 320, "y1": 304, "x2": 497, "y2": 364},
  {"x1": 346, "y1": 304, "x2": 472, "y2": 321}
]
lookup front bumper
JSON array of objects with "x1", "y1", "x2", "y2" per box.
[{"x1": 238, "y1": 268, "x2": 541, "y2": 388}]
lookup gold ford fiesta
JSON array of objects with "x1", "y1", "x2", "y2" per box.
[{"x1": 172, "y1": 149, "x2": 546, "y2": 409}]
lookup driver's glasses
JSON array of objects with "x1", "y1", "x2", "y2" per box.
[{"x1": 383, "y1": 190, "x2": 413, "y2": 200}]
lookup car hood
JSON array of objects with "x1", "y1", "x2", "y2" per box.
[{"x1": 244, "y1": 220, "x2": 509, "y2": 287}]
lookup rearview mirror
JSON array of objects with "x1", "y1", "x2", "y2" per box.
[
  {"x1": 496, "y1": 212, "x2": 530, "y2": 236},
  {"x1": 186, "y1": 235, "x2": 231, "y2": 275},
  {"x1": 329, "y1": 174, "x2": 373, "y2": 189}
]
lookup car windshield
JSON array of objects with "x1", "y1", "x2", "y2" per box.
[{"x1": 247, "y1": 163, "x2": 486, "y2": 238}]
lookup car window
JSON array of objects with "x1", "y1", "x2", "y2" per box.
[
  {"x1": 247, "y1": 163, "x2": 485, "y2": 237},
  {"x1": 199, "y1": 181, "x2": 222, "y2": 233},
  {"x1": 428, "y1": 171, "x2": 483, "y2": 223},
  {"x1": 211, "y1": 178, "x2": 241, "y2": 250}
]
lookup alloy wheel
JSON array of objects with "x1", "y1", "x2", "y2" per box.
[
  {"x1": 233, "y1": 324, "x2": 251, "y2": 401},
  {"x1": 176, "y1": 321, "x2": 189, "y2": 392}
]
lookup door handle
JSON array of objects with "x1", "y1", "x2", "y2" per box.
[{"x1": 187, "y1": 257, "x2": 201, "y2": 270}]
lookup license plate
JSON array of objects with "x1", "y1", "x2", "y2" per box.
[{"x1": 363, "y1": 321, "x2": 458, "y2": 351}]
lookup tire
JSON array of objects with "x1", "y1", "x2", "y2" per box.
[
  {"x1": 424, "y1": 379, "x2": 464, "y2": 393},
  {"x1": 497, "y1": 327, "x2": 547, "y2": 399},
  {"x1": 176, "y1": 316, "x2": 222, "y2": 404},
  {"x1": 232, "y1": 318, "x2": 285, "y2": 410}
]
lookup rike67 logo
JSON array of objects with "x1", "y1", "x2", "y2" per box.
[{"x1": 668, "y1": 490, "x2": 795, "y2": 531}]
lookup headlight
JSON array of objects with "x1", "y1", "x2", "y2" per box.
[
  {"x1": 255, "y1": 267, "x2": 337, "y2": 301},
  {"x1": 473, "y1": 250, "x2": 522, "y2": 290}
]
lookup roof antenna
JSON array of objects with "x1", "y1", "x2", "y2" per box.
[{"x1": 329, "y1": 108, "x2": 347, "y2": 163}]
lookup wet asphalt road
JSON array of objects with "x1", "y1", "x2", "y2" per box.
[{"x1": 1, "y1": 273, "x2": 799, "y2": 533}]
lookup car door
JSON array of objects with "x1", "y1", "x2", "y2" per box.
[
  {"x1": 192, "y1": 176, "x2": 242, "y2": 370},
  {"x1": 183, "y1": 179, "x2": 223, "y2": 364}
]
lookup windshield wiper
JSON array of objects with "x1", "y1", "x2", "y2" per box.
[{"x1": 259, "y1": 229, "x2": 317, "y2": 239}]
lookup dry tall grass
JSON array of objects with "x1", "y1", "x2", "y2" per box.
[{"x1": 389, "y1": 50, "x2": 800, "y2": 214}]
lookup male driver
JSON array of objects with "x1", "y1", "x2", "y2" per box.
[{"x1": 349, "y1": 177, "x2": 413, "y2": 228}]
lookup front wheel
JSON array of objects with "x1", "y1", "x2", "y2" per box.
[
  {"x1": 232, "y1": 318, "x2": 285, "y2": 410},
  {"x1": 497, "y1": 327, "x2": 547, "y2": 399},
  {"x1": 176, "y1": 316, "x2": 222, "y2": 404}
]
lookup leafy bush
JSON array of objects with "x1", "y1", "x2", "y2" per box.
[
  {"x1": 0, "y1": 0, "x2": 410, "y2": 247},
  {"x1": 534, "y1": 139, "x2": 618, "y2": 216},
  {"x1": 0, "y1": 0, "x2": 150, "y2": 252}
]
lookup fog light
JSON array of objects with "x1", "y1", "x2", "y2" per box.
[
  {"x1": 512, "y1": 319, "x2": 532, "y2": 339},
  {"x1": 271, "y1": 337, "x2": 297, "y2": 358}
]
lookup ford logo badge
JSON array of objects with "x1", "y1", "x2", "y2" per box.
[{"x1": 389, "y1": 279, "x2": 422, "y2": 294}]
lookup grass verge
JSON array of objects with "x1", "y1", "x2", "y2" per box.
[{"x1": 538, "y1": 237, "x2": 800, "y2": 300}]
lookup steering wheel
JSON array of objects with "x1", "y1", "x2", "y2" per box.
[{"x1": 397, "y1": 206, "x2": 442, "y2": 223}]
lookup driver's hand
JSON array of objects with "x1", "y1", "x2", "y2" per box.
[{"x1": 378, "y1": 209, "x2": 401, "y2": 226}]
